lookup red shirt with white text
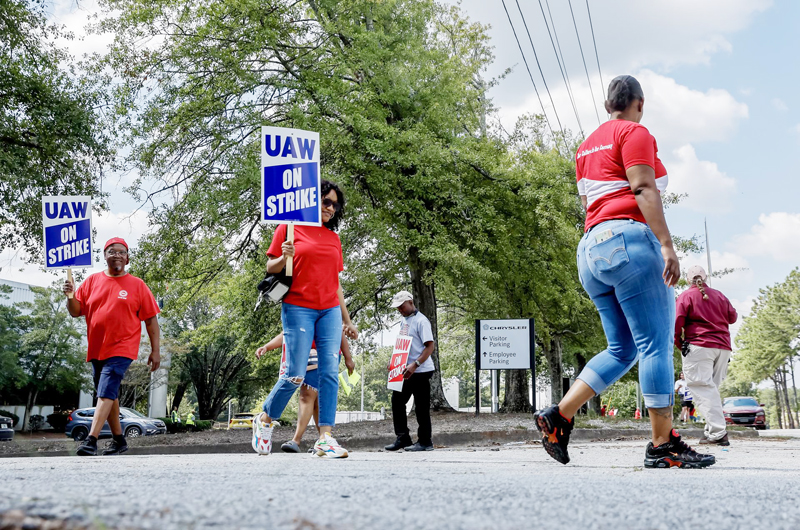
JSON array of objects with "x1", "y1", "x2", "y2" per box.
[
  {"x1": 576, "y1": 120, "x2": 668, "y2": 231},
  {"x1": 75, "y1": 272, "x2": 161, "y2": 361}
]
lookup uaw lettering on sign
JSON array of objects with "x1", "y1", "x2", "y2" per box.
[
  {"x1": 387, "y1": 334, "x2": 412, "y2": 392},
  {"x1": 261, "y1": 126, "x2": 321, "y2": 226},
  {"x1": 42, "y1": 196, "x2": 93, "y2": 269}
]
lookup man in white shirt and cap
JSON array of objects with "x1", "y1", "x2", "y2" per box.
[{"x1": 384, "y1": 290, "x2": 436, "y2": 452}]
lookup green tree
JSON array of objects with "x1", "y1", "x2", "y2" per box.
[
  {"x1": 0, "y1": 286, "x2": 24, "y2": 396},
  {"x1": 16, "y1": 286, "x2": 86, "y2": 430},
  {"x1": 728, "y1": 268, "x2": 800, "y2": 428},
  {"x1": 0, "y1": 0, "x2": 113, "y2": 255},
  {"x1": 97, "y1": 0, "x2": 509, "y2": 411}
]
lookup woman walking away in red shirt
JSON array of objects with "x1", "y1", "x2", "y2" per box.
[
  {"x1": 534, "y1": 75, "x2": 715, "y2": 469},
  {"x1": 675, "y1": 265, "x2": 737, "y2": 446}
]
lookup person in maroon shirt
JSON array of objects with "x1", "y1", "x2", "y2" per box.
[{"x1": 675, "y1": 265, "x2": 737, "y2": 445}]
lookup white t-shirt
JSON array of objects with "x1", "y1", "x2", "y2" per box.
[
  {"x1": 399, "y1": 310, "x2": 435, "y2": 373},
  {"x1": 674, "y1": 379, "x2": 693, "y2": 401}
]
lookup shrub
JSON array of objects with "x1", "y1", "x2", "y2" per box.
[
  {"x1": 29, "y1": 415, "x2": 45, "y2": 431},
  {"x1": 0, "y1": 410, "x2": 19, "y2": 429},
  {"x1": 47, "y1": 412, "x2": 70, "y2": 432},
  {"x1": 193, "y1": 420, "x2": 212, "y2": 431},
  {"x1": 159, "y1": 418, "x2": 190, "y2": 434}
]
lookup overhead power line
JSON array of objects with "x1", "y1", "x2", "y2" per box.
[
  {"x1": 536, "y1": 0, "x2": 583, "y2": 137},
  {"x1": 500, "y1": 0, "x2": 566, "y2": 154},
  {"x1": 584, "y1": 0, "x2": 606, "y2": 107},
  {"x1": 512, "y1": 0, "x2": 569, "y2": 148},
  {"x1": 567, "y1": 0, "x2": 602, "y2": 125}
]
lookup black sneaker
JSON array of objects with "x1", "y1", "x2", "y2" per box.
[
  {"x1": 405, "y1": 442, "x2": 434, "y2": 452},
  {"x1": 534, "y1": 405, "x2": 574, "y2": 465},
  {"x1": 699, "y1": 432, "x2": 730, "y2": 446},
  {"x1": 384, "y1": 435, "x2": 413, "y2": 451},
  {"x1": 76, "y1": 436, "x2": 98, "y2": 456},
  {"x1": 102, "y1": 438, "x2": 129, "y2": 456},
  {"x1": 644, "y1": 429, "x2": 716, "y2": 469}
]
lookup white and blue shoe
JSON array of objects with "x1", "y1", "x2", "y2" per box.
[
  {"x1": 251, "y1": 413, "x2": 275, "y2": 456},
  {"x1": 313, "y1": 433, "x2": 349, "y2": 458}
]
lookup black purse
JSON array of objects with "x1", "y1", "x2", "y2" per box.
[{"x1": 255, "y1": 232, "x2": 293, "y2": 310}]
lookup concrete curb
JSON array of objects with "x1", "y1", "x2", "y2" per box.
[{"x1": 0, "y1": 427, "x2": 758, "y2": 458}]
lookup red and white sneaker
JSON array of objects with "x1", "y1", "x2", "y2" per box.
[
  {"x1": 251, "y1": 413, "x2": 276, "y2": 456},
  {"x1": 313, "y1": 433, "x2": 349, "y2": 458}
]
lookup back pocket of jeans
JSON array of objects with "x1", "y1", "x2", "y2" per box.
[{"x1": 589, "y1": 233, "x2": 629, "y2": 273}]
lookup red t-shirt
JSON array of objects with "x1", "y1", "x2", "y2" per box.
[
  {"x1": 675, "y1": 284, "x2": 738, "y2": 350},
  {"x1": 75, "y1": 272, "x2": 161, "y2": 361},
  {"x1": 576, "y1": 120, "x2": 668, "y2": 231},
  {"x1": 268, "y1": 224, "x2": 343, "y2": 310}
]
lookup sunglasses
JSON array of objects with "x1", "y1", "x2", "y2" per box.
[{"x1": 322, "y1": 198, "x2": 341, "y2": 212}]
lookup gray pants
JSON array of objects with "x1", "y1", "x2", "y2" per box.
[{"x1": 683, "y1": 344, "x2": 731, "y2": 441}]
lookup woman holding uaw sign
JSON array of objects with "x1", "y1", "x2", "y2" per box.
[{"x1": 253, "y1": 126, "x2": 358, "y2": 458}]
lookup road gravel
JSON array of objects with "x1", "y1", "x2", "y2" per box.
[{"x1": 1, "y1": 437, "x2": 798, "y2": 530}]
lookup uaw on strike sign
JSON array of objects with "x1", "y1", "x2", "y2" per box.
[
  {"x1": 387, "y1": 334, "x2": 412, "y2": 392},
  {"x1": 42, "y1": 196, "x2": 93, "y2": 269},
  {"x1": 261, "y1": 126, "x2": 321, "y2": 226}
]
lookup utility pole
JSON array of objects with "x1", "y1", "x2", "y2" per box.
[
  {"x1": 360, "y1": 345, "x2": 365, "y2": 414},
  {"x1": 705, "y1": 218, "x2": 713, "y2": 283}
]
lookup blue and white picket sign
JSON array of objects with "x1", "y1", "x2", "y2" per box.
[
  {"x1": 41, "y1": 196, "x2": 93, "y2": 269},
  {"x1": 261, "y1": 126, "x2": 321, "y2": 226}
]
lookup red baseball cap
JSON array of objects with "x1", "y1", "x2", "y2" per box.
[{"x1": 104, "y1": 237, "x2": 129, "y2": 251}]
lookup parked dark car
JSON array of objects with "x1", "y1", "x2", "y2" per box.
[
  {"x1": 64, "y1": 407, "x2": 166, "y2": 441},
  {"x1": 0, "y1": 415, "x2": 13, "y2": 441},
  {"x1": 723, "y1": 396, "x2": 768, "y2": 430}
]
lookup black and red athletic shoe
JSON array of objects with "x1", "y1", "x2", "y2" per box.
[
  {"x1": 644, "y1": 429, "x2": 716, "y2": 469},
  {"x1": 534, "y1": 405, "x2": 574, "y2": 465}
]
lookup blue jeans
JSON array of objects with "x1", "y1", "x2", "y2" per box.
[
  {"x1": 262, "y1": 303, "x2": 342, "y2": 426},
  {"x1": 576, "y1": 219, "x2": 675, "y2": 408}
]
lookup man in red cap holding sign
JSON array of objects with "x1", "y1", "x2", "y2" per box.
[{"x1": 63, "y1": 237, "x2": 161, "y2": 456}]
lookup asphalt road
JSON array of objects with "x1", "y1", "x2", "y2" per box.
[{"x1": 1, "y1": 437, "x2": 799, "y2": 530}]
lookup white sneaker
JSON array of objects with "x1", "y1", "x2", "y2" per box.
[
  {"x1": 251, "y1": 413, "x2": 276, "y2": 455},
  {"x1": 313, "y1": 433, "x2": 349, "y2": 458}
]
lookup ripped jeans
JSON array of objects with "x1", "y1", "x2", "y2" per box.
[
  {"x1": 575, "y1": 219, "x2": 675, "y2": 409},
  {"x1": 262, "y1": 302, "x2": 342, "y2": 427}
]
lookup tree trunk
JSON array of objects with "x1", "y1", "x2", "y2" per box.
[
  {"x1": 781, "y1": 365, "x2": 795, "y2": 429},
  {"x1": 409, "y1": 246, "x2": 453, "y2": 411},
  {"x1": 790, "y1": 357, "x2": 799, "y2": 426},
  {"x1": 23, "y1": 388, "x2": 39, "y2": 433},
  {"x1": 772, "y1": 375, "x2": 784, "y2": 429},
  {"x1": 172, "y1": 380, "x2": 189, "y2": 411},
  {"x1": 541, "y1": 338, "x2": 563, "y2": 405},
  {"x1": 502, "y1": 370, "x2": 530, "y2": 412}
]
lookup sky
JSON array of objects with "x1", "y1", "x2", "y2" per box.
[{"x1": 4, "y1": 0, "x2": 799, "y2": 345}]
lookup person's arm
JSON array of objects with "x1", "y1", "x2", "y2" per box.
[
  {"x1": 674, "y1": 298, "x2": 687, "y2": 347},
  {"x1": 340, "y1": 334, "x2": 355, "y2": 375},
  {"x1": 726, "y1": 298, "x2": 738, "y2": 324},
  {"x1": 256, "y1": 332, "x2": 284, "y2": 359},
  {"x1": 580, "y1": 195, "x2": 588, "y2": 211},
  {"x1": 63, "y1": 279, "x2": 82, "y2": 317},
  {"x1": 626, "y1": 164, "x2": 680, "y2": 287},
  {"x1": 405, "y1": 340, "x2": 433, "y2": 375},
  {"x1": 144, "y1": 316, "x2": 161, "y2": 372},
  {"x1": 338, "y1": 283, "x2": 358, "y2": 339}
]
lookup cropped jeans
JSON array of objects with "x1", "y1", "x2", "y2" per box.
[
  {"x1": 262, "y1": 302, "x2": 342, "y2": 427},
  {"x1": 576, "y1": 219, "x2": 675, "y2": 409}
]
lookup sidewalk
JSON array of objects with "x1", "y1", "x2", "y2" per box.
[{"x1": 0, "y1": 411, "x2": 757, "y2": 458}]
